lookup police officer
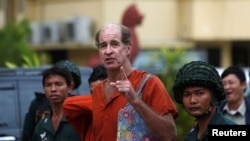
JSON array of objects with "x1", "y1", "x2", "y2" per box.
[
  {"x1": 32, "y1": 66, "x2": 81, "y2": 141},
  {"x1": 22, "y1": 60, "x2": 81, "y2": 141},
  {"x1": 172, "y1": 61, "x2": 236, "y2": 141}
]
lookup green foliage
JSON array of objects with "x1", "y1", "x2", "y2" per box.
[
  {"x1": 154, "y1": 47, "x2": 195, "y2": 141},
  {"x1": 5, "y1": 52, "x2": 51, "y2": 68},
  {"x1": 0, "y1": 19, "x2": 51, "y2": 68}
]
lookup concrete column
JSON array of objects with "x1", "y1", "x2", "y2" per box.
[{"x1": 220, "y1": 41, "x2": 232, "y2": 68}]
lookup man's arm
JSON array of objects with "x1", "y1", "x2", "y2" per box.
[
  {"x1": 63, "y1": 95, "x2": 93, "y2": 140},
  {"x1": 22, "y1": 99, "x2": 37, "y2": 141},
  {"x1": 131, "y1": 98, "x2": 177, "y2": 141},
  {"x1": 114, "y1": 72, "x2": 178, "y2": 141}
]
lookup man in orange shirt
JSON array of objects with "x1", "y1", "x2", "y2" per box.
[
  {"x1": 92, "y1": 23, "x2": 178, "y2": 141},
  {"x1": 63, "y1": 65, "x2": 107, "y2": 141},
  {"x1": 63, "y1": 95, "x2": 93, "y2": 141}
]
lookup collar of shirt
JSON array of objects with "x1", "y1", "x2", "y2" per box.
[{"x1": 223, "y1": 100, "x2": 246, "y2": 116}]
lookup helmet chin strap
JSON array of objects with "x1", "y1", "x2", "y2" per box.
[{"x1": 195, "y1": 105, "x2": 214, "y2": 120}]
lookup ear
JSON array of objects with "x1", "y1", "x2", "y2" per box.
[
  {"x1": 241, "y1": 81, "x2": 247, "y2": 91},
  {"x1": 126, "y1": 45, "x2": 132, "y2": 56},
  {"x1": 67, "y1": 82, "x2": 74, "y2": 94}
]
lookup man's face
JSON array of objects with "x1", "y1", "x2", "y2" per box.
[
  {"x1": 43, "y1": 74, "x2": 72, "y2": 105},
  {"x1": 182, "y1": 86, "x2": 211, "y2": 117},
  {"x1": 222, "y1": 74, "x2": 246, "y2": 104},
  {"x1": 98, "y1": 24, "x2": 131, "y2": 70}
]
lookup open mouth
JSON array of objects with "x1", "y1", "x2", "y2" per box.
[
  {"x1": 225, "y1": 92, "x2": 232, "y2": 96},
  {"x1": 105, "y1": 58, "x2": 115, "y2": 63}
]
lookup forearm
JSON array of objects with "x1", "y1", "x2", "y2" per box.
[
  {"x1": 131, "y1": 98, "x2": 177, "y2": 141},
  {"x1": 63, "y1": 95, "x2": 93, "y2": 139},
  {"x1": 63, "y1": 95, "x2": 92, "y2": 115}
]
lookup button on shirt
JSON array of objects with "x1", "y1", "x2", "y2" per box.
[{"x1": 223, "y1": 100, "x2": 246, "y2": 124}]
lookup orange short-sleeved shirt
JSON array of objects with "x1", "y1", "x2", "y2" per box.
[
  {"x1": 63, "y1": 95, "x2": 93, "y2": 141},
  {"x1": 92, "y1": 70, "x2": 178, "y2": 141}
]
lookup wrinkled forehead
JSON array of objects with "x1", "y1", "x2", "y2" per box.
[{"x1": 100, "y1": 24, "x2": 121, "y2": 36}]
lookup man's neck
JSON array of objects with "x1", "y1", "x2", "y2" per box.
[
  {"x1": 196, "y1": 106, "x2": 215, "y2": 139},
  {"x1": 228, "y1": 97, "x2": 244, "y2": 110}
]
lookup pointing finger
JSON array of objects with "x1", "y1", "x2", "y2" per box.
[{"x1": 120, "y1": 66, "x2": 127, "y2": 80}]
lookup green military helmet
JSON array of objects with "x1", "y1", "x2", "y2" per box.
[
  {"x1": 172, "y1": 61, "x2": 225, "y2": 104},
  {"x1": 55, "y1": 60, "x2": 81, "y2": 89}
]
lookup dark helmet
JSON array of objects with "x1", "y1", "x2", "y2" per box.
[
  {"x1": 55, "y1": 60, "x2": 81, "y2": 89},
  {"x1": 173, "y1": 61, "x2": 225, "y2": 104}
]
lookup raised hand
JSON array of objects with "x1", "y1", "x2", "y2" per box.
[{"x1": 109, "y1": 67, "x2": 136, "y2": 100}]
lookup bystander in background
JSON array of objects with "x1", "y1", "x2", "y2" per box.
[
  {"x1": 22, "y1": 60, "x2": 82, "y2": 141},
  {"x1": 32, "y1": 66, "x2": 81, "y2": 140},
  {"x1": 218, "y1": 66, "x2": 250, "y2": 124},
  {"x1": 88, "y1": 64, "x2": 107, "y2": 93}
]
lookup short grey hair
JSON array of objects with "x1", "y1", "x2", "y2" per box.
[{"x1": 94, "y1": 23, "x2": 132, "y2": 48}]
